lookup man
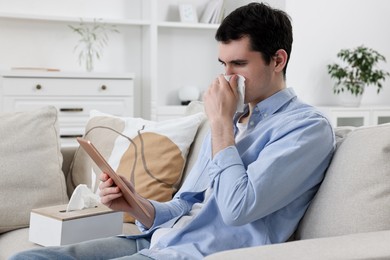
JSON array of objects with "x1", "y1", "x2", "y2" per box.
[{"x1": 11, "y1": 3, "x2": 334, "y2": 260}]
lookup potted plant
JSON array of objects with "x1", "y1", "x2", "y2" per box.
[
  {"x1": 327, "y1": 45, "x2": 390, "y2": 106},
  {"x1": 69, "y1": 19, "x2": 119, "y2": 72}
]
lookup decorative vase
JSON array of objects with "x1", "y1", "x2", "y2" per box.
[
  {"x1": 85, "y1": 49, "x2": 94, "y2": 72},
  {"x1": 338, "y1": 91, "x2": 363, "y2": 107}
]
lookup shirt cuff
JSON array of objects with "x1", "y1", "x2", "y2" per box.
[
  {"x1": 135, "y1": 200, "x2": 176, "y2": 233},
  {"x1": 135, "y1": 200, "x2": 160, "y2": 232},
  {"x1": 208, "y1": 146, "x2": 243, "y2": 179}
]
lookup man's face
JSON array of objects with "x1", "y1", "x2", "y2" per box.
[{"x1": 218, "y1": 36, "x2": 278, "y2": 105}]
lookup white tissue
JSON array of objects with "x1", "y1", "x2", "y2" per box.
[
  {"x1": 224, "y1": 74, "x2": 246, "y2": 112},
  {"x1": 66, "y1": 184, "x2": 100, "y2": 212}
]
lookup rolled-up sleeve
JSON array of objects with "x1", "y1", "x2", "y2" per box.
[{"x1": 211, "y1": 114, "x2": 334, "y2": 226}]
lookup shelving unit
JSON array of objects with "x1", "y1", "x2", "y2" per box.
[
  {"x1": 0, "y1": 1, "x2": 147, "y2": 117},
  {"x1": 149, "y1": 0, "x2": 229, "y2": 120},
  {"x1": 0, "y1": 0, "x2": 284, "y2": 121},
  {"x1": 157, "y1": 21, "x2": 219, "y2": 29}
]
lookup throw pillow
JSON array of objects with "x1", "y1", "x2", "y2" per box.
[
  {"x1": 296, "y1": 123, "x2": 390, "y2": 239},
  {"x1": 67, "y1": 111, "x2": 206, "y2": 222},
  {"x1": 0, "y1": 106, "x2": 68, "y2": 234}
]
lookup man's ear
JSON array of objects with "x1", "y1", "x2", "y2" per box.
[{"x1": 273, "y1": 49, "x2": 288, "y2": 72}]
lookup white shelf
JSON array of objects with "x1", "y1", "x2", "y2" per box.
[
  {"x1": 1, "y1": 70, "x2": 135, "y2": 79},
  {"x1": 0, "y1": 12, "x2": 150, "y2": 26},
  {"x1": 157, "y1": 21, "x2": 220, "y2": 29}
]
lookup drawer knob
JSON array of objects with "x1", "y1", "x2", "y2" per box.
[
  {"x1": 35, "y1": 84, "x2": 42, "y2": 90},
  {"x1": 101, "y1": 85, "x2": 107, "y2": 91}
]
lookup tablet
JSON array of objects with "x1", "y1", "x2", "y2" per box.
[{"x1": 76, "y1": 137, "x2": 151, "y2": 218}]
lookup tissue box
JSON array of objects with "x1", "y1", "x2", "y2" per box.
[{"x1": 29, "y1": 204, "x2": 123, "y2": 246}]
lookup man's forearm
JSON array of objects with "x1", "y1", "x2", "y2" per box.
[{"x1": 210, "y1": 119, "x2": 235, "y2": 157}]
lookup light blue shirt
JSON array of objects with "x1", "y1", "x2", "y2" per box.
[{"x1": 134, "y1": 88, "x2": 335, "y2": 259}]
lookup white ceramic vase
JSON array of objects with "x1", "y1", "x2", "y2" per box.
[{"x1": 338, "y1": 91, "x2": 363, "y2": 107}]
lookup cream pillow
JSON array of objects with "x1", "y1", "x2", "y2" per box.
[
  {"x1": 296, "y1": 123, "x2": 390, "y2": 239},
  {"x1": 67, "y1": 111, "x2": 206, "y2": 222},
  {"x1": 0, "y1": 106, "x2": 68, "y2": 234}
]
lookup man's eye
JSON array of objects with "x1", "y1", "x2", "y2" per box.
[
  {"x1": 219, "y1": 61, "x2": 226, "y2": 66},
  {"x1": 234, "y1": 62, "x2": 246, "y2": 66}
]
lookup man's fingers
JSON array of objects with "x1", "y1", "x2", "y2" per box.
[
  {"x1": 99, "y1": 177, "x2": 115, "y2": 190},
  {"x1": 219, "y1": 74, "x2": 238, "y2": 94},
  {"x1": 99, "y1": 172, "x2": 109, "y2": 182},
  {"x1": 100, "y1": 191, "x2": 122, "y2": 205}
]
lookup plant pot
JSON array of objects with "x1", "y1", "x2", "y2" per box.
[{"x1": 338, "y1": 91, "x2": 363, "y2": 107}]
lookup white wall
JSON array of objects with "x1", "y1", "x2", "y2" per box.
[{"x1": 286, "y1": 0, "x2": 390, "y2": 106}]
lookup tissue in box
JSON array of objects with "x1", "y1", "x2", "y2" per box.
[{"x1": 29, "y1": 204, "x2": 123, "y2": 246}]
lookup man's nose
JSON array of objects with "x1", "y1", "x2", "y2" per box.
[{"x1": 225, "y1": 65, "x2": 234, "y2": 76}]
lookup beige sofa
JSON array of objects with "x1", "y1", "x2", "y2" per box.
[{"x1": 1, "y1": 102, "x2": 390, "y2": 259}]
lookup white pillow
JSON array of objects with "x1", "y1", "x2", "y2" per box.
[{"x1": 67, "y1": 111, "x2": 206, "y2": 222}]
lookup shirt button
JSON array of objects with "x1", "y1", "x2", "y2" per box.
[
  {"x1": 263, "y1": 113, "x2": 268, "y2": 117},
  {"x1": 250, "y1": 121, "x2": 255, "y2": 126},
  {"x1": 254, "y1": 107, "x2": 259, "y2": 112}
]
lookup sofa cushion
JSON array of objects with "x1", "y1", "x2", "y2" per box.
[
  {"x1": 0, "y1": 106, "x2": 68, "y2": 234},
  {"x1": 67, "y1": 110, "x2": 206, "y2": 222},
  {"x1": 205, "y1": 230, "x2": 390, "y2": 260},
  {"x1": 0, "y1": 228, "x2": 41, "y2": 259},
  {"x1": 296, "y1": 123, "x2": 390, "y2": 239}
]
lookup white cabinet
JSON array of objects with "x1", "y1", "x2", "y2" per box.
[
  {"x1": 372, "y1": 109, "x2": 390, "y2": 125},
  {"x1": 0, "y1": 0, "x2": 284, "y2": 120},
  {"x1": 1, "y1": 71, "x2": 134, "y2": 146},
  {"x1": 319, "y1": 106, "x2": 390, "y2": 127}
]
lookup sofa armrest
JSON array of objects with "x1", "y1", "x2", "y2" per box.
[{"x1": 205, "y1": 230, "x2": 390, "y2": 260}]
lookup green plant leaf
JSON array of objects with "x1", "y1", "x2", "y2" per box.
[{"x1": 327, "y1": 45, "x2": 390, "y2": 95}]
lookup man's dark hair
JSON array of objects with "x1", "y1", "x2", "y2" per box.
[{"x1": 215, "y1": 2, "x2": 293, "y2": 76}]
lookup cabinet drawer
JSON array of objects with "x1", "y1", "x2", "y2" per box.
[
  {"x1": 2, "y1": 77, "x2": 133, "y2": 96},
  {"x1": 59, "y1": 124, "x2": 89, "y2": 147},
  {"x1": 59, "y1": 126, "x2": 85, "y2": 139},
  {"x1": 3, "y1": 98, "x2": 134, "y2": 117}
]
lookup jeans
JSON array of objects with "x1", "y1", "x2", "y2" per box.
[{"x1": 9, "y1": 236, "x2": 152, "y2": 260}]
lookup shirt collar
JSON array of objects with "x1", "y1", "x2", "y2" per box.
[
  {"x1": 256, "y1": 87, "x2": 297, "y2": 116},
  {"x1": 234, "y1": 88, "x2": 297, "y2": 122}
]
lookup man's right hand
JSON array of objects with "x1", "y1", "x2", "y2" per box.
[
  {"x1": 99, "y1": 172, "x2": 155, "y2": 228},
  {"x1": 203, "y1": 74, "x2": 238, "y2": 157}
]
